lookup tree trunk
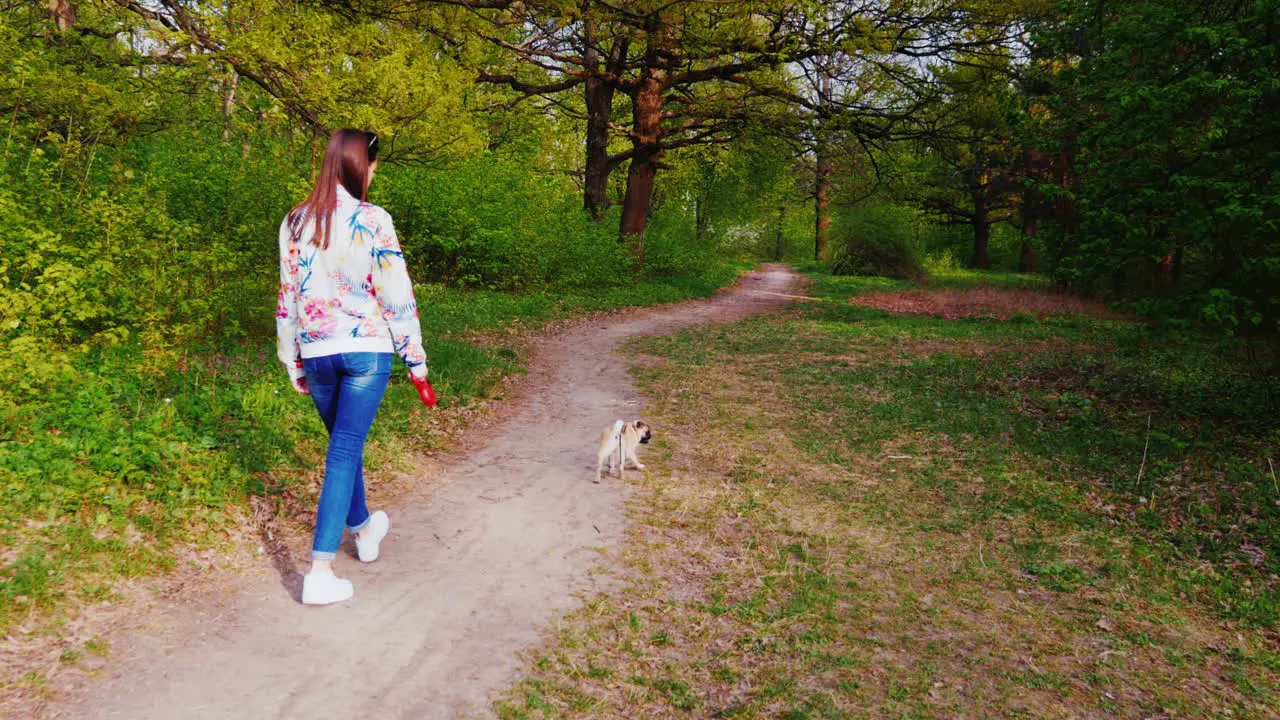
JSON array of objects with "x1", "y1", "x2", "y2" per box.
[
  {"x1": 619, "y1": 139, "x2": 658, "y2": 258},
  {"x1": 1018, "y1": 184, "x2": 1038, "y2": 273},
  {"x1": 581, "y1": 17, "x2": 616, "y2": 221},
  {"x1": 1018, "y1": 240, "x2": 1037, "y2": 273},
  {"x1": 814, "y1": 144, "x2": 832, "y2": 262},
  {"x1": 1155, "y1": 246, "x2": 1184, "y2": 294},
  {"x1": 774, "y1": 205, "x2": 787, "y2": 261},
  {"x1": 222, "y1": 68, "x2": 239, "y2": 141},
  {"x1": 47, "y1": 0, "x2": 76, "y2": 30},
  {"x1": 695, "y1": 194, "x2": 709, "y2": 240},
  {"x1": 617, "y1": 21, "x2": 671, "y2": 261},
  {"x1": 1155, "y1": 250, "x2": 1175, "y2": 294},
  {"x1": 583, "y1": 76, "x2": 613, "y2": 220},
  {"x1": 813, "y1": 68, "x2": 833, "y2": 262},
  {"x1": 1053, "y1": 148, "x2": 1079, "y2": 237},
  {"x1": 970, "y1": 191, "x2": 992, "y2": 270}
]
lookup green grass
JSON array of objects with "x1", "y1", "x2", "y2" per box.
[
  {"x1": 416, "y1": 263, "x2": 748, "y2": 337},
  {"x1": 785, "y1": 271, "x2": 1280, "y2": 624},
  {"x1": 0, "y1": 262, "x2": 748, "y2": 639},
  {"x1": 494, "y1": 265, "x2": 1280, "y2": 718},
  {"x1": 792, "y1": 261, "x2": 1055, "y2": 293}
]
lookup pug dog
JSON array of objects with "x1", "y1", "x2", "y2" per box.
[{"x1": 596, "y1": 420, "x2": 653, "y2": 483}]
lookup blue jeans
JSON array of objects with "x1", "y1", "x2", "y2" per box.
[{"x1": 303, "y1": 352, "x2": 392, "y2": 561}]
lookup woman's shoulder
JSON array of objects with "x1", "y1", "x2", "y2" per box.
[
  {"x1": 279, "y1": 209, "x2": 303, "y2": 241},
  {"x1": 356, "y1": 199, "x2": 391, "y2": 216},
  {"x1": 354, "y1": 201, "x2": 394, "y2": 227}
]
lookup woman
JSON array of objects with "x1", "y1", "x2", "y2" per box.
[{"x1": 276, "y1": 128, "x2": 431, "y2": 605}]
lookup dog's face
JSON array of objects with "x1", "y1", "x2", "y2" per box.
[{"x1": 633, "y1": 421, "x2": 652, "y2": 444}]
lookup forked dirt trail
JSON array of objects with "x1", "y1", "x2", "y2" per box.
[{"x1": 57, "y1": 265, "x2": 795, "y2": 720}]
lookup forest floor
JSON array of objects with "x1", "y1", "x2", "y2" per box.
[
  {"x1": 15, "y1": 264, "x2": 1280, "y2": 720},
  {"x1": 23, "y1": 266, "x2": 796, "y2": 720},
  {"x1": 493, "y1": 269, "x2": 1280, "y2": 719}
]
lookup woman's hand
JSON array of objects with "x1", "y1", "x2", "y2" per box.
[
  {"x1": 409, "y1": 372, "x2": 436, "y2": 407},
  {"x1": 291, "y1": 376, "x2": 310, "y2": 395}
]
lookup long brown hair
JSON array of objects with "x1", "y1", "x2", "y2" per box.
[{"x1": 288, "y1": 128, "x2": 379, "y2": 249}]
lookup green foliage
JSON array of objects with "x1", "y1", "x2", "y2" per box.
[
  {"x1": 914, "y1": 57, "x2": 1023, "y2": 269},
  {"x1": 377, "y1": 155, "x2": 635, "y2": 290},
  {"x1": 828, "y1": 203, "x2": 925, "y2": 279},
  {"x1": 917, "y1": 222, "x2": 1031, "y2": 273},
  {"x1": 0, "y1": 0, "x2": 762, "y2": 637},
  {"x1": 0, "y1": 263, "x2": 739, "y2": 634},
  {"x1": 0, "y1": 129, "x2": 306, "y2": 394},
  {"x1": 1028, "y1": 0, "x2": 1280, "y2": 335},
  {"x1": 643, "y1": 203, "x2": 719, "y2": 275},
  {"x1": 659, "y1": 132, "x2": 811, "y2": 264},
  {"x1": 796, "y1": 269, "x2": 1280, "y2": 625}
]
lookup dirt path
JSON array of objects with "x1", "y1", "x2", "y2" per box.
[{"x1": 51, "y1": 265, "x2": 795, "y2": 720}]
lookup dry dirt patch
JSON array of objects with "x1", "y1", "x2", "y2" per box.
[{"x1": 851, "y1": 286, "x2": 1126, "y2": 321}]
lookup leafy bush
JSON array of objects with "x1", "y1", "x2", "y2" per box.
[
  {"x1": 830, "y1": 237, "x2": 924, "y2": 279},
  {"x1": 377, "y1": 155, "x2": 634, "y2": 290},
  {"x1": 828, "y1": 202, "x2": 926, "y2": 279},
  {"x1": 1030, "y1": 0, "x2": 1280, "y2": 336},
  {"x1": 643, "y1": 203, "x2": 720, "y2": 275},
  {"x1": 922, "y1": 248, "x2": 963, "y2": 275},
  {"x1": 0, "y1": 117, "x2": 751, "y2": 635}
]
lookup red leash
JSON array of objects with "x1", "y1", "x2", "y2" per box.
[{"x1": 410, "y1": 373, "x2": 437, "y2": 407}]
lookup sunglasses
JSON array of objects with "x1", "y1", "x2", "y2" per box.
[{"x1": 367, "y1": 132, "x2": 379, "y2": 162}]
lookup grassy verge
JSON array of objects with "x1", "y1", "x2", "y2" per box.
[
  {"x1": 496, "y1": 268, "x2": 1279, "y2": 718},
  {"x1": 0, "y1": 262, "x2": 748, "y2": 699}
]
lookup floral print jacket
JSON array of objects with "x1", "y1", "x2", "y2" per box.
[{"x1": 276, "y1": 185, "x2": 427, "y2": 381}]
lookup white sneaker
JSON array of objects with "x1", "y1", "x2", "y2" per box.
[
  {"x1": 302, "y1": 569, "x2": 354, "y2": 605},
  {"x1": 355, "y1": 511, "x2": 390, "y2": 563}
]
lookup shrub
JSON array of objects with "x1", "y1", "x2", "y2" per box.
[
  {"x1": 828, "y1": 202, "x2": 926, "y2": 279},
  {"x1": 376, "y1": 155, "x2": 634, "y2": 291},
  {"x1": 830, "y1": 236, "x2": 924, "y2": 279}
]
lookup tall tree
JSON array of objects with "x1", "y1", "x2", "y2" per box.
[
  {"x1": 433, "y1": 0, "x2": 849, "y2": 258},
  {"x1": 402, "y1": 0, "x2": 1017, "y2": 262},
  {"x1": 102, "y1": 0, "x2": 486, "y2": 162},
  {"x1": 1027, "y1": 0, "x2": 1280, "y2": 332},
  {"x1": 916, "y1": 59, "x2": 1021, "y2": 269},
  {"x1": 743, "y1": 2, "x2": 1024, "y2": 264},
  {"x1": 789, "y1": 53, "x2": 895, "y2": 262}
]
